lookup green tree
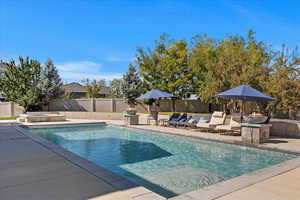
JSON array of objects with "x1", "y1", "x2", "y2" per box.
[
  {"x1": 109, "y1": 78, "x2": 124, "y2": 98},
  {"x1": 38, "y1": 59, "x2": 63, "y2": 105},
  {"x1": 189, "y1": 35, "x2": 216, "y2": 97},
  {"x1": 137, "y1": 35, "x2": 194, "y2": 98},
  {"x1": 267, "y1": 45, "x2": 300, "y2": 119},
  {"x1": 0, "y1": 57, "x2": 42, "y2": 111},
  {"x1": 122, "y1": 65, "x2": 143, "y2": 105},
  {"x1": 191, "y1": 30, "x2": 271, "y2": 103},
  {"x1": 81, "y1": 79, "x2": 105, "y2": 98},
  {"x1": 131, "y1": 30, "x2": 299, "y2": 117}
]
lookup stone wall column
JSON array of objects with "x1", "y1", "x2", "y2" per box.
[
  {"x1": 10, "y1": 102, "x2": 14, "y2": 116},
  {"x1": 111, "y1": 98, "x2": 116, "y2": 112},
  {"x1": 91, "y1": 98, "x2": 95, "y2": 112}
]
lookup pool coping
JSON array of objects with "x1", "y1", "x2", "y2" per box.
[
  {"x1": 14, "y1": 124, "x2": 167, "y2": 200},
  {"x1": 18, "y1": 121, "x2": 107, "y2": 128},
  {"x1": 18, "y1": 122, "x2": 300, "y2": 200}
]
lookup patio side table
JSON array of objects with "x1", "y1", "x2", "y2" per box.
[
  {"x1": 241, "y1": 123, "x2": 272, "y2": 144},
  {"x1": 158, "y1": 119, "x2": 168, "y2": 126}
]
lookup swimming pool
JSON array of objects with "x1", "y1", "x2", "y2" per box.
[{"x1": 28, "y1": 125, "x2": 297, "y2": 198}]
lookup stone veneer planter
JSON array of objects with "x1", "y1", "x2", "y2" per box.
[{"x1": 270, "y1": 119, "x2": 300, "y2": 138}]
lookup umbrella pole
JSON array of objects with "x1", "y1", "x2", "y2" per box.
[
  {"x1": 241, "y1": 101, "x2": 244, "y2": 123},
  {"x1": 156, "y1": 99, "x2": 159, "y2": 114},
  {"x1": 156, "y1": 99, "x2": 159, "y2": 120}
]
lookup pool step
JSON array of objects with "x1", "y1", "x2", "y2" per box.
[{"x1": 144, "y1": 166, "x2": 224, "y2": 195}]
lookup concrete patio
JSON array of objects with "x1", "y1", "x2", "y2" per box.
[
  {"x1": 0, "y1": 125, "x2": 165, "y2": 200},
  {"x1": 217, "y1": 167, "x2": 300, "y2": 200}
]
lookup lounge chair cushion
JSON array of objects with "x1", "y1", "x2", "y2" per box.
[
  {"x1": 215, "y1": 114, "x2": 241, "y2": 131},
  {"x1": 198, "y1": 119, "x2": 209, "y2": 123},
  {"x1": 177, "y1": 114, "x2": 187, "y2": 121},
  {"x1": 178, "y1": 116, "x2": 188, "y2": 122},
  {"x1": 169, "y1": 113, "x2": 180, "y2": 121},
  {"x1": 212, "y1": 111, "x2": 224, "y2": 118},
  {"x1": 230, "y1": 119, "x2": 241, "y2": 128},
  {"x1": 215, "y1": 125, "x2": 231, "y2": 131},
  {"x1": 210, "y1": 115, "x2": 226, "y2": 125},
  {"x1": 243, "y1": 116, "x2": 268, "y2": 124},
  {"x1": 196, "y1": 123, "x2": 215, "y2": 128}
]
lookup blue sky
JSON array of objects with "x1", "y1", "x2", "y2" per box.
[{"x1": 1, "y1": 0, "x2": 299, "y2": 83}]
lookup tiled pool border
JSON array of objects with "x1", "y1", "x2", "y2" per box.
[
  {"x1": 17, "y1": 123, "x2": 300, "y2": 200},
  {"x1": 19, "y1": 121, "x2": 107, "y2": 128}
]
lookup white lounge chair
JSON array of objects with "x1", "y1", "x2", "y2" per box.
[
  {"x1": 196, "y1": 111, "x2": 226, "y2": 131},
  {"x1": 215, "y1": 113, "x2": 241, "y2": 134}
]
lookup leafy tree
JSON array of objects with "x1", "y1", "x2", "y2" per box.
[
  {"x1": 0, "y1": 57, "x2": 42, "y2": 111},
  {"x1": 130, "y1": 30, "x2": 300, "y2": 118},
  {"x1": 38, "y1": 59, "x2": 63, "y2": 105},
  {"x1": 109, "y1": 78, "x2": 124, "y2": 98},
  {"x1": 136, "y1": 35, "x2": 194, "y2": 98},
  {"x1": 191, "y1": 30, "x2": 271, "y2": 103},
  {"x1": 189, "y1": 35, "x2": 216, "y2": 97},
  {"x1": 81, "y1": 79, "x2": 105, "y2": 98},
  {"x1": 122, "y1": 65, "x2": 143, "y2": 106},
  {"x1": 267, "y1": 45, "x2": 300, "y2": 119}
]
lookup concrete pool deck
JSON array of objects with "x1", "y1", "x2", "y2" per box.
[
  {"x1": 216, "y1": 167, "x2": 300, "y2": 200},
  {"x1": 1, "y1": 119, "x2": 300, "y2": 200},
  {"x1": 0, "y1": 124, "x2": 165, "y2": 200}
]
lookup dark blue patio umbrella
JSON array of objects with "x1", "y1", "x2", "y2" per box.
[
  {"x1": 215, "y1": 85, "x2": 276, "y2": 121},
  {"x1": 215, "y1": 85, "x2": 276, "y2": 102},
  {"x1": 138, "y1": 89, "x2": 175, "y2": 99},
  {"x1": 138, "y1": 89, "x2": 175, "y2": 119}
]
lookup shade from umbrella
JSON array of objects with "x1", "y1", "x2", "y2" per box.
[
  {"x1": 138, "y1": 89, "x2": 175, "y2": 99},
  {"x1": 215, "y1": 85, "x2": 276, "y2": 102}
]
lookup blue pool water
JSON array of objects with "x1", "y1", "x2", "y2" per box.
[{"x1": 28, "y1": 125, "x2": 297, "y2": 198}]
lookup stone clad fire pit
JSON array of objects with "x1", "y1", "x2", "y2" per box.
[{"x1": 123, "y1": 110, "x2": 139, "y2": 125}]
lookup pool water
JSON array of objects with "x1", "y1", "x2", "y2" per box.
[{"x1": 28, "y1": 125, "x2": 297, "y2": 198}]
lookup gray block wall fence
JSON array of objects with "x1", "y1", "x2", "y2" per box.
[
  {"x1": 43, "y1": 98, "x2": 211, "y2": 113},
  {"x1": 1, "y1": 99, "x2": 299, "y2": 138},
  {"x1": 0, "y1": 102, "x2": 24, "y2": 117}
]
